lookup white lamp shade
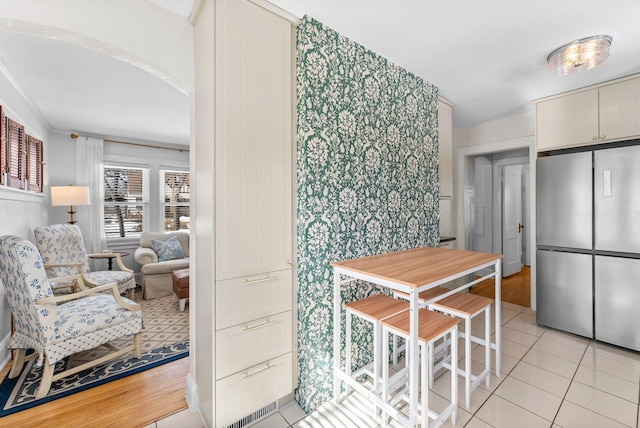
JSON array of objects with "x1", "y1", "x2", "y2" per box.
[{"x1": 51, "y1": 185, "x2": 91, "y2": 206}]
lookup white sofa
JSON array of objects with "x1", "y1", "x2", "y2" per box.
[{"x1": 134, "y1": 232, "x2": 189, "y2": 299}]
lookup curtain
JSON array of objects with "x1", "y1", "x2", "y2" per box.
[{"x1": 76, "y1": 137, "x2": 106, "y2": 261}]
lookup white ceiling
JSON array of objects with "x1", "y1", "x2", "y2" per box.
[
  {"x1": 267, "y1": 0, "x2": 640, "y2": 128},
  {"x1": 0, "y1": 30, "x2": 190, "y2": 145},
  {"x1": 1, "y1": 0, "x2": 640, "y2": 147}
]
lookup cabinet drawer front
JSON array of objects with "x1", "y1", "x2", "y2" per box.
[
  {"x1": 216, "y1": 353, "x2": 292, "y2": 428},
  {"x1": 216, "y1": 270, "x2": 292, "y2": 329},
  {"x1": 216, "y1": 311, "x2": 292, "y2": 379}
]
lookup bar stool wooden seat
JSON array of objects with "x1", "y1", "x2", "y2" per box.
[
  {"x1": 391, "y1": 287, "x2": 450, "y2": 363},
  {"x1": 381, "y1": 308, "x2": 459, "y2": 428},
  {"x1": 428, "y1": 292, "x2": 493, "y2": 409},
  {"x1": 344, "y1": 294, "x2": 409, "y2": 393},
  {"x1": 393, "y1": 286, "x2": 450, "y2": 305}
]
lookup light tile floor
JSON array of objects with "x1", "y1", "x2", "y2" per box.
[{"x1": 148, "y1": 301, "x2": 640, "y2": 427}]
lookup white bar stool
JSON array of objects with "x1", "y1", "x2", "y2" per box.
[
  {"x1": 391, "y1": 287, "x2": 449, "y2": 362},
  {"x1": 429, "y1": 293, "x2": 493, "y2": 409},
  {"x1": 343, "y1": 294, "x2": 409, "y2": 393},
  {"x1": 381, "y1": 308, "x2": 459, "y2": 428}
]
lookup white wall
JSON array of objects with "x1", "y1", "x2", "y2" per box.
[
  {"x1": 470, "y1": 155, "x2": 493, "y2": 254},
  {"x1": 48, "y1": 133, "x2": 76, "y2": 225},
  {"x1": 454, "y1": 112, "x2": 535, "y2": 150},
  {"x1": 453, "y1": 111, "x2": 537, "y2": 308},
  {"x1": 452, "y1": 111, "x2": 534, "y2": 248},
  {"x1": 192, "y1": 0, "x2": 215, "y2": 422},
  {"x1": 0, "y1": 62, "x2": 51, "y2": 372}
]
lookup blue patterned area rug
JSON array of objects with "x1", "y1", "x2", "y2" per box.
[{"x1": 0, "y1": 290, "x2": 189, "y2": 418}]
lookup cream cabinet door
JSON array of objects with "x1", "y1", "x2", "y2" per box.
[
  {"x1": 215, "y1": 0, "x2": 293, "y2": 280},
  {"x1": 215, "y1": 269, "x2": 292, "y2": 330},
  {"x1": 599, "y1": 77, "x2": 640, "y2": 142},
  {"x1": 438, "y1": 99, "x2": 453, "y2": 197},
  {"x1": 216, "y1": 311, "x2": 292, "y2": 379},
  {"x1": 215, "y1": 353, "x2": 293, "y2": 428},
  {"x1": 536, "y1": 89, "x2": 599, "y2": 151}
]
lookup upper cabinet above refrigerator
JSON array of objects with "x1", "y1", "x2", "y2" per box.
[
  {"x1": 594, "y1": 145, "x2": 640, "y2": 255},
  {"x1": 536, "y1": 151, "x2": 592, "y2": 250},
  {"x1": 535, "y1": 74, "x2": 640, "y2": 152}
]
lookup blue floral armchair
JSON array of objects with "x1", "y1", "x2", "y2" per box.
[
  {"x1": 34, "y1": 224, "x2": 136, "y2": 299},
  {"x1": 0, "y1": 235, "x2": 142, "y2": 399}
]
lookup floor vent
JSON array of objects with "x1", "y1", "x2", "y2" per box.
[{"x1": 224, "y1": 401, "x2": 277, "y2": 428}]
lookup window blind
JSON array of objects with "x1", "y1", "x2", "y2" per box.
[
  {"x1": 104, "y1": 166, "x2": 149, "y2": 238},
  {"x1": 0, "y1": 108, "x2": 5, "y2": 184},
  {"x1": 161, "y1": 170, "x2": 190, "y2": 232}
]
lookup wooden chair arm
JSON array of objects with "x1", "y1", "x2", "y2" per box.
[
  {"x1": 46, "y1": 271, "x2": 99, "y2": 290},
  {"x1": 50, "y1": 277, "x2": 79, "y2": 294},
  {"x1": 113, "y1": 254, "x2": 134, "y2": 273},
  {"x1": 36, "y1": 282, "x2": 141, "y2": 312}
]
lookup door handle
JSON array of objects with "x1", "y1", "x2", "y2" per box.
[{"x1": 518, "y1": 223, "x2": 524, "y2": 233}]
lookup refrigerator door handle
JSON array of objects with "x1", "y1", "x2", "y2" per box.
[{"x1": 603, "y1": 169, "x2": 612, "y2": 197}]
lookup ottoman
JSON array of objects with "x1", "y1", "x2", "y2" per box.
[{"x1": 172, "y1": 268, "x2": 190, "y2": 311}]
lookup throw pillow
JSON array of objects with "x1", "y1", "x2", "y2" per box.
[{"x1": 151, "y1": 236, "x2": 185, "y2": 262}]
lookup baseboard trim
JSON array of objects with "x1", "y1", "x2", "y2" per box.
[
  {"x1": 0, "y1": 333, "x2": 11, "y2": 373},
  {"x1": 186, "y1": 372, "x2": 199, "y2": 412}
]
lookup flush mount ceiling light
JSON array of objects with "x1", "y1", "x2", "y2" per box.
[{"x1": 547, "y1": 35, "x2": 612, "y2": 75}]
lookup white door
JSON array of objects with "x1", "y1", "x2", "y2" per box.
[{"x1": 502, "y1": 164, "x2": 523, "y2": 277}]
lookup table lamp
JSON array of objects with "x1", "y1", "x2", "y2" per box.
[{"x1": 51, "y1": 184, "x2": 91, "y2": 224}]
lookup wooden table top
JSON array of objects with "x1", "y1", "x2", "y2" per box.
[
  {"x1": 88, "y1": 251, "x2": 130, "y2": 259},
  {"x1": 330, "y1": 246, "x2": 502, "y2": 288}
]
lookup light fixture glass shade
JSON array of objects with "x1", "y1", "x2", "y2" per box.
[
  {"x1": 51, "y1": 185, "x2": 91, "y2": 206},
  {"x1": 547, "y1": 35, "x2": 612, "y2": 75}
]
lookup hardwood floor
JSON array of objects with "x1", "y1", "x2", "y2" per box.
[
  {"x1": 0, "y1": 357, "x2": 189, "y2": 428},
  {"x1": 470, "y1": 265, "x2": 531, "y2": 307}
]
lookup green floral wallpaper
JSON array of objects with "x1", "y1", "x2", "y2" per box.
[{"x1": 296, "y1": 16, "x2": 440, "y2": 413}]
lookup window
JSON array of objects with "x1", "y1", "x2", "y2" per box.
[
  {"x1": 162, "y1": 169, "x2": 190, "y2": 233},
  {"x1": 26, "y1": 135, "x2": 43, "y2": 193},
  {"x1": 104, "y1": 165, "x2": 149, "y2": 238},
  {"x1": 0, "y1": 108, "x2": 5, "y2": 184},
  {"x1": 0, "y1": 113, "x2": 44, "y2": 193}
]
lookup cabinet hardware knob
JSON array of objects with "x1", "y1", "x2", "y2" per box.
[
  {"x1": 593, "y1": 136, "x2": 598, "y2": 140},
  {"x1": 600, "y1": 135, "x2": 606, "y2": 139}
]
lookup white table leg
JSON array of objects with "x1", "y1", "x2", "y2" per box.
[
  {"x1": 409, "y1": 289, "x2": 418, "y2": 427},
  {"x1": 495, "y1": 259, "x2": 502, "y2": 377},
  {"x1": 334, "y1": 269, "x2": 341, "y2": 403}
]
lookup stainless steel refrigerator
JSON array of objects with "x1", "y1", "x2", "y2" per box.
[{"x1": 537, "y1": 144, "x2": 640, "y2": 351}]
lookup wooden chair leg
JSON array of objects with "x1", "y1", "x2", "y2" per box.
[
  {"x1": 133, "y1": 332, "x2": 142, "y2": 359},
  {"x1": 8, "y1": 348, "x2": 26, "y2": 379},
  {"x1": 128, "y1": 288, "x2": 135, "y2": 300},
  {"x1": 35, "y1": 361, "x2": 55, "y2": 400}
]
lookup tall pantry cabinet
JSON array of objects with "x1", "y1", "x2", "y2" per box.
[{"x1": 214, "y1": 0, "x2": 295, "y2": 426}]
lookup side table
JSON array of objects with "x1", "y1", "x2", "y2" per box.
[{"x1": 89, "y1": 251, "x2": 130, "y2": 271}]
